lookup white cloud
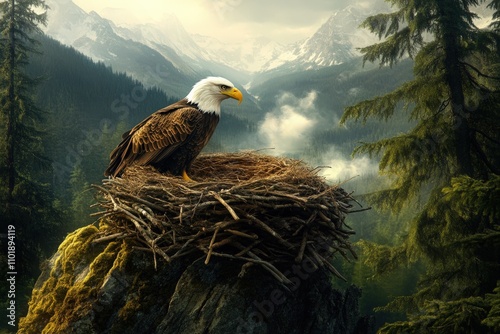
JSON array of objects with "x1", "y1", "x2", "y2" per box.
[
  {"x1": 258, "y1": 91, "x2": 317, "y2": 154},
  {"x1": 233, "y1": 90, "x2": 379, "y2": 184},
  {"x1": 257, "y1": 91, "x2": 378, "y2": 182},
  {"x1": 319, "y1": 147, "x2": 378, "y2": 183}
]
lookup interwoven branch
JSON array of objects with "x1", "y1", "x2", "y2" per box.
[{"x1": 92, "y1": 152, "x2": 360, "y2": 285}]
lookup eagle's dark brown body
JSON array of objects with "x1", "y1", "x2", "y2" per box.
[{"x1": 104, "y1": 99, "x2": 219, "y2": 177}]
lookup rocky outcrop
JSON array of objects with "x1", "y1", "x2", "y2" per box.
[{"x1": 19, "y1": 225, "x2": 372, "y2": 334}]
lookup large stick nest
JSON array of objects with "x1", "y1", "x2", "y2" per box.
[{"x1": 93, "y1": 152, "x2": 359, "y2": 285}]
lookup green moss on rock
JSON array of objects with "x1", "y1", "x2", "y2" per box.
[
  {"x1": 18, "y1": 226, "x2": 130, "y2": 334},
  {"x1": 18, "y1": 223, "x2": 370, "y2": 333}
]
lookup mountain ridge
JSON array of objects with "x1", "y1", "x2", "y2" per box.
[
  {"x1": 43, "y1": 0, "x2": 193, "y2": 97},
  {"x1": 43, "y1": 0, "x2": 375, "y2": 78},
  {"x1": 259, "y1": 5, "x2": 374, "y2": 73}
]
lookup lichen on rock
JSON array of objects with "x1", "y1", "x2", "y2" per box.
[{"x1": 19, "y1": 226, "x2": 128, "y2": 333}]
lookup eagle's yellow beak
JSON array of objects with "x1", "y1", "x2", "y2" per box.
[{"x1": 223, "y1": 87, "x2": 243, "y2": 105}]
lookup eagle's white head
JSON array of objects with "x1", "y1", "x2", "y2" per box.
[{"x1": 186, "y1": 76, "x2": 243, "y2": 115}]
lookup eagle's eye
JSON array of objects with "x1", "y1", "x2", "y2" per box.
[{"x1": 220, "y1": 85, "x2": 229, "y2": 90}]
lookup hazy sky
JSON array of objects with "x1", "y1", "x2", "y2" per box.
[{"x1": 72, "y1": 0, "x2": 385, "y2": 44}]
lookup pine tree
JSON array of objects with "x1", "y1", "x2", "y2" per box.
[
  {"x1": 1, "y1": 0, "x2": 45, "y2": 202},
  {"x1": 341, "y1": 0, "x2": 500, "y2": 332},
  {"x1": 0, "y1": 0, "x2": 63, "y2": 324}
]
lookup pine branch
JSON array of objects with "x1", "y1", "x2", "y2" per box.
[
  {"x1": 471, "y1": 134, "x2": 500, "y2": 175},
  {"x1": 472, "y1": 128, "x2": 500, "y2": 145},
  {"x1": 460, "y1": 61, "x2": 500, "y2": 81}
]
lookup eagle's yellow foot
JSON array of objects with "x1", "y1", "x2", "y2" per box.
[{"x1": 182, "y1": 170, "x2": 194, "y2": 182}]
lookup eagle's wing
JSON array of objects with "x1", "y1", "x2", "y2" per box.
[
  {"x1": 105, "y1": 100, "x2": 201, "y2": 177},
  {"x1": 131, "y1": 106, "x2": 201, "y2": 164}
]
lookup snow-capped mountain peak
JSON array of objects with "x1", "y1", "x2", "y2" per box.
[
  {"x1": 192, "y1": 34, "x2": 289, "y2": 73},
  {"x1": 260, "y1": 6, "x2": 375, "y2": 72},
  {"x1": 113, "y1": 14, "x2": 208, "y2": 62},
  {"x1": 43, "y1": 0, "x2": 376, "y2": 79},
  {"x1": 44, "y1": 0, "x2": 101, "y2": 46}
]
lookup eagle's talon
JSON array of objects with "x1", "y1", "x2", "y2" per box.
[{"x1": 182, "y1": 170, "x2": 194, "y2": 182}]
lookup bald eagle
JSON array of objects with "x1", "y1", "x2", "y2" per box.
[{"x1": 104, "y1": 76, "x2": 243, "y2": 181}]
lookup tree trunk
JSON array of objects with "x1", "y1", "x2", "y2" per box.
[{"x1": 437, "y1": 0, "x2": 474, "y2": 177}]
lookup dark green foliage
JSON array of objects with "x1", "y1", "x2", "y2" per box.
[
  {"x1": 0, "y1": 0, "x2": 47, "y2": 197},
  {"x1": 341, "y1": 0, "x2": 500, "y2": 332},
  {"x1": 483, "y1": 281, "x2": 500, "y2": 331},
  {"x1": 488, "y1": 0, "x2": 500, "y2": 30},
  {"x1": 68, "y1": 165, "x2": 93, "y2": 229},
  {"x1": 379, "y1": 297, "x2": 492, "y2": 334},
  {"x1": 443, "y1": 175, "x2": 500, "y2": 224}
]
